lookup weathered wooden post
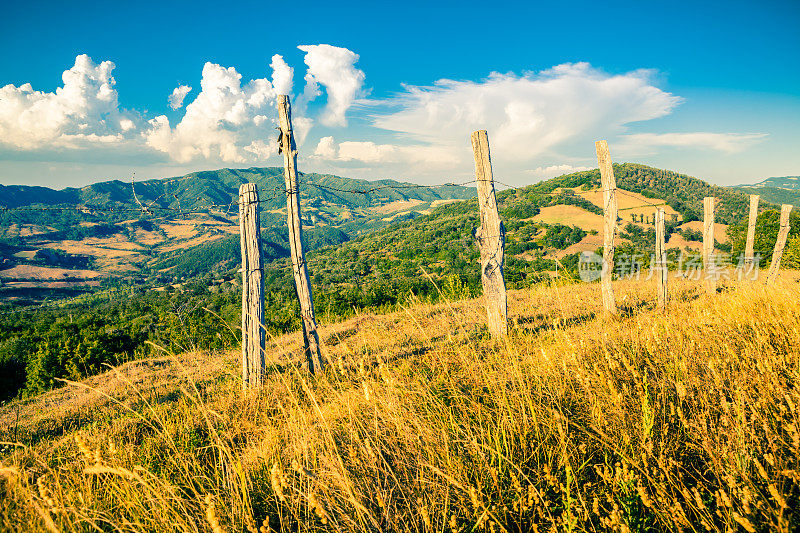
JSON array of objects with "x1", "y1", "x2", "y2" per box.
[
  {"x1": 277, "y1": 94, "x2": 324, "y2": 373},
  {"x1": 703, "y1": 197, "x2": 716, "y2": 294},
  {"x1": 239, "y1": 183, "x2": 266, "y2": 389},
  {"x1": 595, "y1": 140, "x2": 618, "y2": 315},
  {"x1": 745, "y1": 194, "x2": 759, "y2": 267},
  {"x1": 655, "y1": 208, "x2": 668, "y2": 309},
  {"x1": 766, "y1": 204, "x2": 793, "y2": 285},
  {"x1": 471, "y1": 130, "x2": 508, "y2": 337}
]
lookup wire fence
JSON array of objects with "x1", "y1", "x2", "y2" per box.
[{"x1": 0, "y1": 173, "x2": 782, "y2": 317}]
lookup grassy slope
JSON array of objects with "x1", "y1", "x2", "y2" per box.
[
  {"x1": 271, "y1": 163, "x2": 776, "y2": 309},
  {"x1": 2, "y1": 275, "x2": 799, "y2": 532},
  {"x1": 7, "y1": 163, "x2": 800, "y2": 404}
]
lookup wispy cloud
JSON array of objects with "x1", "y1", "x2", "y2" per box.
[
  {"x1": 312, "y1": 136, "x2": 458, "y2": 167},
  {"x1": 616, "y1": 132, "x2": 768, "y2": 155},
  {"x1": 526, "y1": 164, "x2": 593, "y2": 179}
]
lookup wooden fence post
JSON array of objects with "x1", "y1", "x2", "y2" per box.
[
  {"x1": 655, "y1": 207, "x2": 667, "y2": 309},
  {"x1": 766, "y1": 204, "x2": 793, "y2": 284},
  {"x1": 277, "y1": 94, "x2": 324, "y2": 374},
  {"x1": 745, "y1": 194, "x2": 759, "y2": 267},
  {"x1": 471, "y1": 130, "x2": 508, "y2": 337},
  {"x1": 703, "y1": 197, "x2": 716, "y2": 294},
  {"x1": 595, "y1": 140, "x2": 617, "y2": 315},
  {"x1": 239, "y1": 183, "x2": 266, "y2": 389}
]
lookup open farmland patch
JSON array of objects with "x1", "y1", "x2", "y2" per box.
[
  {"x1": 533, "y1": 204, "x2": 604, "y2": 233},
  {"x1": 0, "y1": 264, "x2": 101, "y2": 280}
]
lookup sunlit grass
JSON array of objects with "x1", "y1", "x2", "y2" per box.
[{"x1": 1, "y1": 276, "x2": 799, "y2": 532}]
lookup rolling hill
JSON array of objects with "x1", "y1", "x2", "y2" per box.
[
  {"x1": 730, "y1": 175, "x2": 800, "y2": 207},
  {"x1": 3, "y1": 162, "x2": 800, "y2": 404},
  {"x1": 0, "y1": 167, "x2": 474, "y2": 302},
  {"x1": 737, "y1": 175, "x2": 800, "y2": 189}
]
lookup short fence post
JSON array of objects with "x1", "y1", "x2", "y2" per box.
[
  {"x1": 471, "y1": 130, "x2": 508, "y2": 337},
  {"x1": 745, "y1": 194, "x2": 759, "y2": 267},
  {"x1": 703, "y1": 197, "x2": 716, "y2": 294},
  {"x1": 595, "y1": 140, "x2": 617, "y2": 315},
  {"x1": 277, "y1": 94, "x2": 324, "y2": 373},
  {"x1": 766, "y1": 204, "x2": 793, "y2": 284},
  {"x1": 239, "y1": 183, "x2": 266, "y2": 389},
  {"x1": 655, "y1": 207, "x2": 668, "y2": 309}
]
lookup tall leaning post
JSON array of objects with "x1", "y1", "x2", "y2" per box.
[
  {"x1": 471, "y1": 130, "x2": 508, "y2": 337},
  {"x1": 766, "y1": 204, "x2": 793, "y2": 285},
  {"x1": 239, "y1": 183, "x2": 266, "y2": 389},
  {"x1": 277, "y1": 94, "x2": 324, "y2": 374},
  {"x1": 655, "y1": 207, "x2": 668, "y2": 309},
  {"x1": 595, "y1": 140, "x2": 618, "y2": 315},
  {"x1": 702, "y1": 197, "x2": 716, "y2": 294},
  {"x1": 745, "y1": 194, "x2": 759, "y2": 268}
]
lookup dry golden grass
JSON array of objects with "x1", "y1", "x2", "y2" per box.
[
  {"x1": 161, "y1": 233, "x2": 228, "y2": 253},
  {"x1": 680, "y1": 221, "x2": 730, "y2": 245},
  {"x1": 161, "y1": 220, "x2": 204, "y2": 239},
  {"x1": 665, "y1": 233, "x2": 702, "y2": 252},
  {"x1": 2, "y1": 276, "x2": 799, "y2": 532},
  {"x1": 0, "y1": 264, "x2": 101, "y2": 280},
  {"x1": 134, "y1": 228, "x2": 167, "y2": 246},
  {"x1": 571, "y1": 187, "x2": 681, "y2": 220},
  {"x1": 373, "y1": 200, "x2": 425, "y2": 214},
  {"x1": 533, "y1": 204, "x2": 606, "y2": 233}
]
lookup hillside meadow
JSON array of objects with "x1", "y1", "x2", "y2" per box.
[
  {"x1": 5, "y1": 162, "x2": 800, "y2": 404},
  {"x1": 1, "y1": 274, "x2": 799, "y2": 532}
]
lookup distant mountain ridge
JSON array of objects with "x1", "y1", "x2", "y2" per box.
[
  {"x1": 729, "y1": 176, "x2": 800, "y2": 208},
  {"x1": 0, "y1": 167, "x2": 475, "y2": 303},
  {"x1": 0, "y1": 167, "x2": 473, "y2": 211},
  {"x1": 736, "y1": 176, "x2": 800, "y2": 190},
  {"x1": 3, "y1": 162, "x2": 792, "y2": 307}
]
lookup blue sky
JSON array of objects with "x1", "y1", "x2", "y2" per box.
[{"x1": 1, "y1": 0, "x2": 798, "y2": 188}]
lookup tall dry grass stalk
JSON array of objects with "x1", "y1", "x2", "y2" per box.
[{"x1": 1, "y1": 276, "x2": 799, "y2": 532}]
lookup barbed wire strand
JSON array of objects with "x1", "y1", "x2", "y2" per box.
[{"x1": 0, "y1": 175, "x2": 787, "y2": 317}]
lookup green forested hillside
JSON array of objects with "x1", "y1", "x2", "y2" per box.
[
  {"x1": 738, "y1": 175, "x2": 800, "y2": 189},
  {"x1": 2, "y1": 163, "x2": 797, "y2": 403},
  {"x1": 731, "y1": 186, "x2": 800, "y2": 208},
  {"x1": 0, "y1": 167, "x2": 473, "y2": 301},
  {"x1": 730, "y1": 175, "x2": 800, "y2": 207},
  {"x1": 0, "y1": 167, "x2": 473, "y2": 213}
]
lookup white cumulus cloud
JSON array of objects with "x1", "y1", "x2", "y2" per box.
[
  {"x1": 371, "y1": 63, "x2": 682, "y2": 165},
  {"x1": 1, "y1": 53, "x2": 771, "y2": 185},
  {"x1": 306, "y1": 63, "x2": 692, "y2": 182},
  {"x1": 270, "y1": 54, "x2": 293, "y2": 95},
  {"x1": 297, "y1": 44, "x2": 365, "y2": 127},
  {"x1": 0, "y1": 54, "x2": 135, "y2": 150},
  {"x1": 168, "y1": 85, "x2": 192, "y2": 110},
  {"x1": 145, "y1": 62, "x2": 283, "y2": 163}
]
